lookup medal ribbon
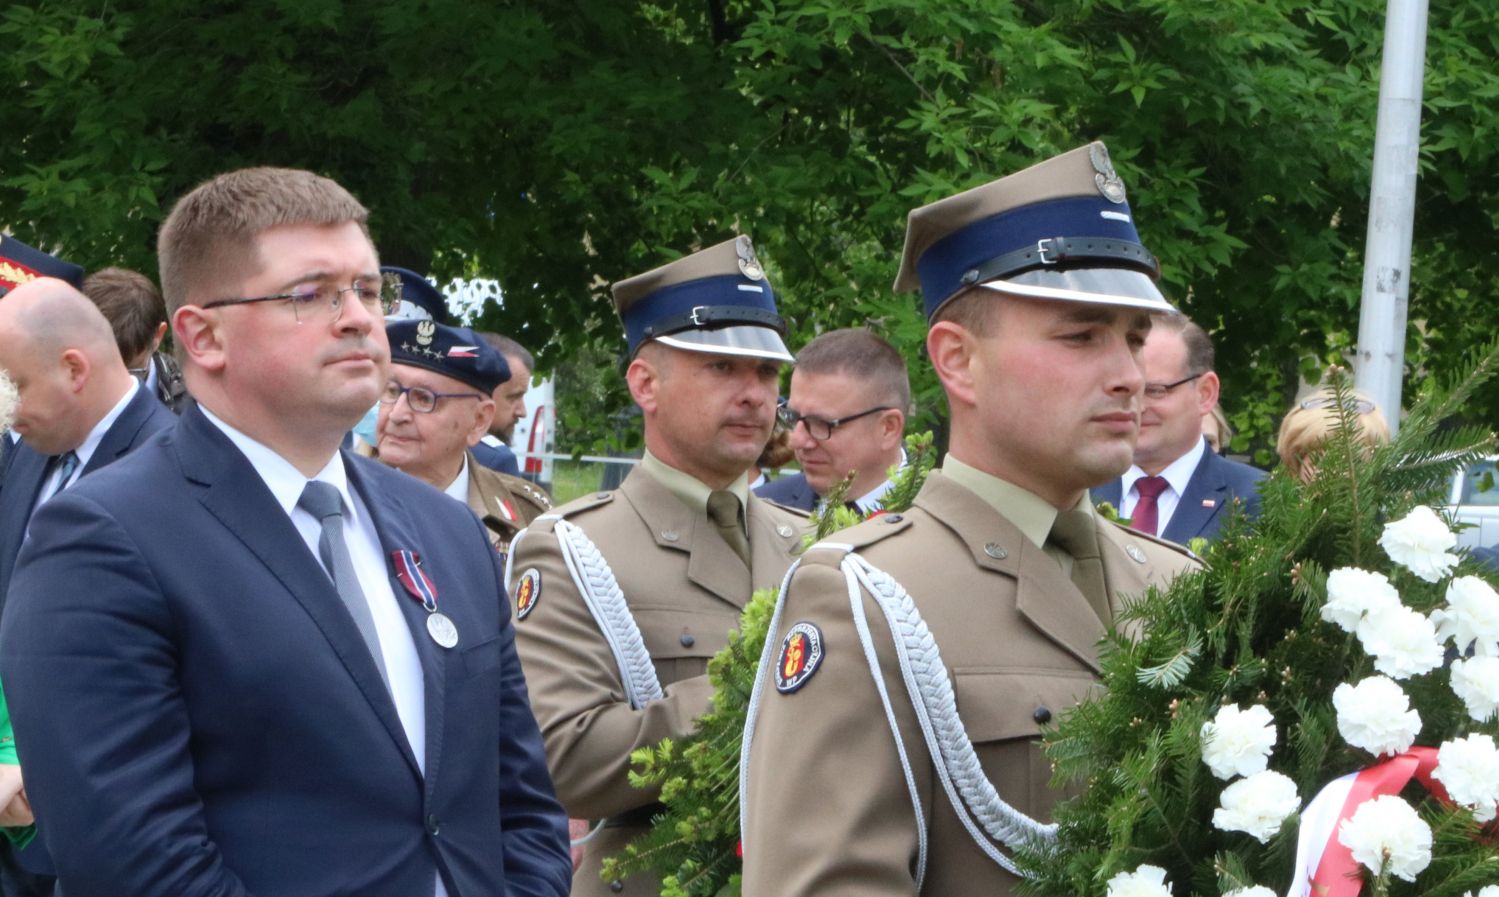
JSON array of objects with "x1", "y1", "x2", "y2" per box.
[
  {"x1": 391, "y1": 549, "x2": 439, "y2": 612},
  {"x1": 1307, "y1": 746, "x2": 1449, "y2": 897}
]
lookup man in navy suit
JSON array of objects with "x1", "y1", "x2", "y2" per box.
[
  {"x1": 0, "y1": 278, "x2": 177, "y2": 611},
  {"x1": 755, "y1": 329, "x2": 909, "y2": 514},
  {"x1": 1091, "y1": 315, "x2": 1264, "y2": 544},
  {"x1": 0, "y1": 277, "x2": 176, "y2": 896},
  {"x1": 0, "y1": 167, "x2": 570, "y2": 897}
]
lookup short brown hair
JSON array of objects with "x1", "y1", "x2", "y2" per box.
[
  {"x1": 478, "y1": 332, "x2": 535, "y2": 372},
  {"x1": 1152, "y1": 313, "x2": 1215, "y2": 374},
  {"x1": 82, "y1": 267, "x2": 165, "y2": 362},
  {"x1": 794, "y1": 328, "x2": 911, "y2": 414},
  {"x1": 930, "y1": 288, "x2": 996, "y2": 336},
  {"x1": 157, "y1": 167, "x2": 370, "y2": 313}
]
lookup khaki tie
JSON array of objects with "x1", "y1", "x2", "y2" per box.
[
  {"x1": 1048, "y1": 509, "x2": 1111, "y2": 623},
  {"x1": 707, "y1": 490, "x2": 751, "y2": 566}
]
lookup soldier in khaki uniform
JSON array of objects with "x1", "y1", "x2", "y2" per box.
[
  {"x1": 507, "y1": 236, "x2": 806, "y2": 896},
  {"x1": 368, "y1": 319, "x2": 550, "y2": 560},
  {"x1": 740, "y1": 143, "x2": 1202, "y2": 896}
]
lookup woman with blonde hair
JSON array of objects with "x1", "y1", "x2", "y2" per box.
[{"x1": 1276, "y1": 387, "x2": 1391, "y2": 482}]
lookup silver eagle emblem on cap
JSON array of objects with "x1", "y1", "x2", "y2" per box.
[
  {"x1": 1090, "y1": 144, "x2": 1127, "y2": 204},
  {"x1": 415, "y1": 319, "x2": 436, "y2": 346},
  {"x1": 735, "y1": 235, "x2": 764, "y2": 281}
]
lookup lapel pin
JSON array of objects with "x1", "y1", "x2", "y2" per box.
[{"x1": 1201, "y1": 499, "x2": 1217, "y2": 509}]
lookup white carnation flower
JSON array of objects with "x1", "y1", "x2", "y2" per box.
[
  {"x1": 1322, "y1": 567, "x2": 1402, "y2": 633},
  {"x1": 1463, "y1": 887, "x2": 1499, "y2": 897},
  {"x1": 1212, "y1": 770, "x2": 1299, "y2": 843},
  {"x1": 1434, "y1": 733, "x2": 1499, "y2": 823},
  {"x1": 1337, "y1": 794, "x2": 1432, "y2": 882},
  {"x1": 1333, "y1": 676, "x2": 1422, "y2": 756},
  {"x1": 1200, "y1": 704, "x2": 1278, "y2": 780},
  {"x1": 0, "y1": 369, "x2": 17, "y2": 432},
  {"x1": 1356, "y1": 605, "x2": 1445, "y2": 680},
  {"x1": 1223, "y1": 888, "x2": 1277, "y2": 897},
  {"x1": 1432, "y1": 575, "x2": 1499, "y2": 657},
  {"x1": 1450, "y1": 657, "x2": 1499, "y2": 722},
  {"x1": 1379, "y1": 506, "x2": 1459, "y2": 582},
  {"x1": 1106, "y1": 864, "x2": 1173, "y2": 897}
]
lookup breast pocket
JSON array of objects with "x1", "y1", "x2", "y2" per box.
[
  {"x1": 461, "y1": 636, "x2": 503, "y2": 680},
  {"x1": 633, "y1": 607, "x2": 736, "y2": 685},
  {"x1": 952, "y1": 668, "x2": 1100, "y2": 822}
]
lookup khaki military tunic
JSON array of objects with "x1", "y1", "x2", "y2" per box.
[
  {"x1": 741, "y1": 471, "x2": 1199, "y2": 896},
  {"x1": 508, "y1": 463, "x2": 806, "y2": 897},
  {"x1": 466, "y1": 454, "x2": 551, "y2": 561}
]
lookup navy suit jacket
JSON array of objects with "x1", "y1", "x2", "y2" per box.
[
  {"x1": 1092, "y1": 438, "x2": 1266, "y2": 544},
  {"x1": 472, "y1": 441, "x2": 522, "y2": 477},
  {"x1": 0, "y1": 405, "x2": 570, "y2": 897},
  {"x1": 0, "y1": 385, "x2": 176, "y2": 615},
  {"x1": 754, "y1": 471, "x2": 817, "y2": 512}
]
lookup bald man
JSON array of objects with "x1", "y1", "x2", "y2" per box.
[{"x1": 0, "y1": 278, "x2": 177, "y2": 609}]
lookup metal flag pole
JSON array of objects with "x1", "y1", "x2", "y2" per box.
[{"x1": 1353, "y1": 0, "x2": 1431, "y2": 435}]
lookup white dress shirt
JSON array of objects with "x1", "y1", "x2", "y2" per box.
[{"x1": 1120, "y1": 436, "x2": 1207, "y2": 536}]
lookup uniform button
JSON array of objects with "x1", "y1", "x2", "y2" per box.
[
  {"x1": 609, "y1": 881, "x2": 625, "y2": 893},
  {"x1": 1033, "y1": 706, "x2": 1052, "y2": 725},
  {"x1": 884, "y1": 514, "x2": 903, "y2": 524},
  {"x1": 679, "y1": 633, "x2": 695, "y2": 647},
  {"x1": 425, "y1": 814, "x2": 440, "y2": 836}
]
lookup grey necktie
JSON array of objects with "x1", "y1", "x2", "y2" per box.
[
  {"x1": 707, "y1": 489, "x2": 751, "y2": 566},
  {"x1": 1047, "y1": 509, "x2": 1111, "y2": 623},
  {"x1": 297, "y1": 481, "x2": 390, "y2": 688},
  {"x1": 47, "y1": 451, "x2": 80, "y2": 500}
]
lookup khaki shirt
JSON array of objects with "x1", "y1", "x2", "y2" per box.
[
  {"x1": 741, "y1": 471, "x2": 1199, "y2": 896},
  {"x1": 509, "y1": 463, "x2": 806, "y2": 896},
  {"x1": 466, "y1": 455, "x2": 551, "y2": 561}
]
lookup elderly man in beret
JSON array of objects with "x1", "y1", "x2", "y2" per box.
[
  {"x1": 372, "y1": 320, "x2": 551, "y2": 561},
  {"x1": 507, "y1": 235, "x2": 807, "y2": 896},
  {"x1": 740, "y1": 144, "x2": 1201, "y2": 896}
]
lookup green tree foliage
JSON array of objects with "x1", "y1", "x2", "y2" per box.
[
  {"x1": 1015, "y1": 357, "x2": 1499, "y2": 896},
  {"x1": 4, "y1": 1, "x2": 1497, "y2": 452}
]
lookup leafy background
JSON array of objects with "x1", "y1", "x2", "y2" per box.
[{"x1": 4, "y1": 0, "x2": 1497, "y2": 463}]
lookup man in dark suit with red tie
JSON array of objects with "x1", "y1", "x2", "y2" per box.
[
  {"x1": 0, "y1": 167, "x2": 570, "y2": 897},
  {"x1": 1091, "y1": 314, "x2": 1264, "y2": 544}
]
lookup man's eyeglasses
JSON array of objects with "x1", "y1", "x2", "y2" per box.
[
  {"x1": 777, "y1": 404, "x2": 893, "y2": 441},
  {"x1": 380, "y1": 380, "x2": 484, "y2": 414},
  {"x1": 1142, "y1": 373, "x2": 1202, "y2": 400},
  {"x1": 203, "y1": 272, "x2": 402, "y2": 323},
  {"x1": 1301, "y1": 396, "x2": 1376, "y2": 414}
]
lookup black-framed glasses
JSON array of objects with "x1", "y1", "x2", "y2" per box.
[
  {"x1": 203, "y1": 272, "x2": 401, "y2": 323},
  {"x1": 380, "y1": 380, "x2": 484, "y2": 414},
  {"x1": 777, "y1": 404, "x2": 893, "y2": 441},
  {"x1": 1142, "y1": 373, "x2": 1202, "y2": 400},
  {"x1": 1301, "y1": 396, "x2": 1376, "y2": 414}
]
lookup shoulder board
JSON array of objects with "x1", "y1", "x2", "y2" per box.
[
  {"x1": 550, "y1": 489, "x2": 614, "y2": 520},
  {"x1": 1102, "y1": 518, "x2": 1201, "y2": 564},
  {"x1": 802, "y1": 510, "x2": 914, "y2": 559},
  {"x1": 499, "y1": 473, "x2": 553, "y2": 512}
]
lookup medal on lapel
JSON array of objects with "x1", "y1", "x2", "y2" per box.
[{"x1": 392, "y1": 549, "x2": 459, "y2": 648}]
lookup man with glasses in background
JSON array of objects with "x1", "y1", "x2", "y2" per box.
[
  {"x1": 371, "y1": 319, "x2": 551, "y2": 562},
  {"x1": 756, "y1": 328, "x2": 910, "y2": 513},
  {"x1": 0, "y1": 167, "x2": 570, "y2": 897},
  {"x1": 1092, "y1": 314, "x2": 1265, "y2": 544}
]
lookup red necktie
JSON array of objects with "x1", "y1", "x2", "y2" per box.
[{"x1": 1130, "y1": 476, "x2": 1170, "y2": 536}]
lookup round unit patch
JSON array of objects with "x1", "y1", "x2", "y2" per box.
[
  {"x1": 775, "y1": 621, "x2": 824, "y2": 694},
  {"x1": 515, "y1": 568, "x2": 542, "y2": 620}
]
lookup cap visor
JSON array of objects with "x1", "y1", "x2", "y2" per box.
[
  {"x1": 653, "y1": 325, "x2": 794, "y2": 363},
  {"x1": 978, "y1": 268, "x2": 1174, "y2": 313}
]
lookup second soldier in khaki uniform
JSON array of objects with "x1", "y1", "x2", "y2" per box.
[
  {"x1": 508, "y1": 236, "x2": 806, "y2": 896},
  {"x1": 740, "y1": 143, "x2": 1201, "y2": 896}
]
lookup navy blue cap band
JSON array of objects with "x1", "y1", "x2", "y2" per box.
[
  {"x1": 622, "y1": 274, "x2": 782, "y2": 353},
  {"x1": 916, "y1": 195, "x2": 1147, "y2": 318}
]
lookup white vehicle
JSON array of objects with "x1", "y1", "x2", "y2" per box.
[
  {"x1": 1447, "y1": 458, "x2": 1499, "y2": 549},
  {"x1": 510, "y1": 375, "x2": 555, "y2": 489}
]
